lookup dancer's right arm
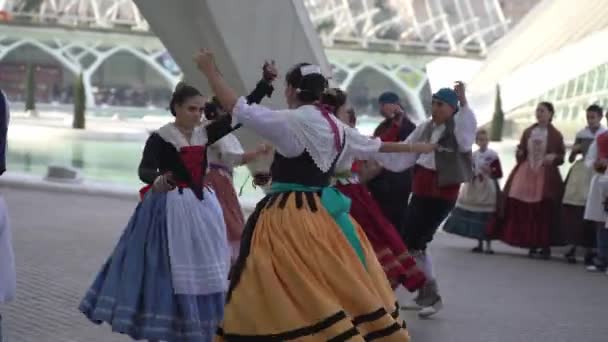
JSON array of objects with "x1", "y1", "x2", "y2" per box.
[
  {"x1": 196, "y1": 50, "x2": 302, "y2": 157},
  {"x1": 343, "y1": 124, "x2": 435, "y2": 172},
  {"x1": 138, "y1": 134, "x2": 175, "y2": 192}
]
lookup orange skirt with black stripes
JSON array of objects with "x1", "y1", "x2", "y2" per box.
[{"x1": 217, "y1": 191, "x2": 409, "y2": 341}]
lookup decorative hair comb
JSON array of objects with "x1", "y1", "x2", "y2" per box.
[{"x1": 300, "y1": 64, "x2": 322, "y2": 76}]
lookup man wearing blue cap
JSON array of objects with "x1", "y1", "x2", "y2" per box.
[
  {"x1": 0, "y1": 89, "x2": 14, "y2": 342},
  {"x1": 374, "y1": 81, "x2": 477, "y2": 318},
  {"x1": 365, "y1": 91, "x2": 416, "y2": 233}
]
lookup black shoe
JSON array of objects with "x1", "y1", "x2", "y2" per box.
[
  {"x1": 484, "y1": 249, "x2": 495, "y2": 255},
  {"x1": 472, "y1": 246, "x2": 483, "y2": 253},
  {"x1": 540, "y1": 248, "x2": 551, "y2": 260},
  {"x1": 528, "y1": 248, "x2": 538, "y2": 258},
  {"x1": 564, "y1": 248, "x2": 576, "y2": 264},
  {"x1": 584, "y1": 252, "x2": 597, "y2": 266}
]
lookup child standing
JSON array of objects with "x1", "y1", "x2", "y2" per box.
[
  {"x1": 560, "y1": 105, "x2": 606, "y2": 264},
  {"x1": 443, "y1": 129, "x2": 503, "y2": 253},
  {"x1": 585, "y1": 125, "x2": 608, "y2": 273}
]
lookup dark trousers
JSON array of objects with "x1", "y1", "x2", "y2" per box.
[
  {"x1": 374, "y1": 195, "x2": 410, "y2": 233},
  {"x1": 367, "y1": 169, "x2": 412, "y2": 233},
  {"x1": 597, "y1": 225, "x2": 608, "y2": 266},
  {"x1": 401, "y1": 194, "x2": 455, "y2": 251}
]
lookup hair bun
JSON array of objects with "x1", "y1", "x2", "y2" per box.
[{"x1": 174, "y1": 81, "x2": 188, "y2": 92}]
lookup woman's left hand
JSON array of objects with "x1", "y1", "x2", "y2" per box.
[
  {"x1": 194, "y1": 49, "x2": 217, "y2": 75},
  {"x1": 256, "y1": 143, "x2": 273, "y2": 155},
  {"x1": 543, "y1": 154, "x2": 556, "y2": 165}
]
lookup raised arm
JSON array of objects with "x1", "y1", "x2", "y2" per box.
[
  {"x1": 454, "y1": 81, "x2": 477, "y2": 152},
  {"x1": 246, "y1": 61, "x2": 276, "y2": 105},
  {"x1": 454, "y1": 105, "x2": 477, "y2": 152},
  {"x1": 196, "y1": 50, "x2": 239, "y2": 113},
  {"x1": 196, "y1": 50, "x2": 302, "y2": 157}
]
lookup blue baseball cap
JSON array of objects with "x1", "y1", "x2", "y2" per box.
[
  {"x1": 378, "y1": 91, "x2": 400, "y2": 105},
  {"x1": 432, "y1": 88, "x2": 459, "y2": 111}
]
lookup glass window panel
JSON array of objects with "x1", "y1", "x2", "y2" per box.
[
  {"x1": 586, "y1": 70, "x2": 597, "y2": 94},
  {"x1": 596, "y1": 65, "x2": 606, "y2": 91},
  {"x1": 556, "y1": 84, "x2": 566, "y2": 100},
  {"x1": 566, "y1": 79, "x2": 576, "y2": 98},
  {"x1": 576, "y1": 74, "x2": 586, "y2": 96}
]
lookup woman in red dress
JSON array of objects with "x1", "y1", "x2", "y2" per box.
[{"x1": 500, "y1": 102, "x2": 565, "y2": 259}]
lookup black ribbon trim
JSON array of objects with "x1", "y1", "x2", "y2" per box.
[{"x1": 217, "y1": 311, "x2": 346, "y2": 341}]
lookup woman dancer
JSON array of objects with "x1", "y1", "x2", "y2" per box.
[
  {"x1": 443, "y1": 129, "x2": 503, "y2": 254},
  {"x1": 500, "y1": 102, "x2": 565, "y2": 259},
  {"x1": 205, "y1": 129, "x2": 270, "y2": 262},
  {"x1": 80, "y1": 83, "x2": 232, "y2": 342},
  {"x1": 322, "y1": 88, "x2": 426, "y2": 292},
  {"x1": 196, "y1": 50, "x2": 436, "y2": 341},
  {"x1": 560, "y1": 105, "x2": 606, "y2": 264}
]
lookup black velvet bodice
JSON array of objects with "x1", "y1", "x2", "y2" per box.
[{"x1": 270, "y1": 151, "x2": 336, "y2": 188}]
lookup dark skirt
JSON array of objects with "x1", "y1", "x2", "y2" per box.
[
  {"x1": 500, "y1": 198, "x2": 564, "y2": 248},
  {"x1": 336, "y1": 182, "x2": 425, "y2": 292},
  {"x1": 559, "y1": 204, "x2": 596, "y2": 248},
  {"x1": 443, "y1": 207, "x2": 493, "y2": 240},
  {"x1": 79, "y1": 193, "x2": 225, "y2": 342}
]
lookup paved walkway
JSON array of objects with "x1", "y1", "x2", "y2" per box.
[{"x1": 2, "y1": 187, "x2": 608, "y2": 341}]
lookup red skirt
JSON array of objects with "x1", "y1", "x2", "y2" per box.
[
  {"x1": 336, "y1": 182, "x2": 426, "y2": 292},
  {"x1": 500, "y1": 198, "x2": 558, "y2": 248},
  {"x1": 204, "y1": 169, "x2": 244, "y2": 244}
]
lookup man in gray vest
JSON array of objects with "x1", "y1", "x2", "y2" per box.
[{"x1": 376, "y1": 82, "x2": 477, "y2": 317}]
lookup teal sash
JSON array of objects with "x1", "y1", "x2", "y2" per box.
[{"x1": 269, "y1": 182, "x2": 366, "y2": 267}]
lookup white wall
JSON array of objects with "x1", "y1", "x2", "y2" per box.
[{"x1": 133, "y1": 0, "x2": 330, "y2": 158}]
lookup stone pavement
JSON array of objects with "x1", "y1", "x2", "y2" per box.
[{"x1": 2, "y1": 187, "x2": 608, "y2": 341}]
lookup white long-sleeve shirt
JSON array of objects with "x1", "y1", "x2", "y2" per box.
[
  {"x1": 231, "y1": 97, "x2": 383, "y2": 173},
  {"x1": 584, "y1": 128, "x2": 608, "y2": 169},
  {"x1": 373, "y1": 104, "x2": 477, "y2": 172}
]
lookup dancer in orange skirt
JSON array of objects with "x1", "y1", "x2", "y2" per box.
[
  {"x1": 196, "y1": 50, "x2": 437, "y2": 341},
  {"x1": 321, "y1": 88, "x2": 426, "y2": 292}
]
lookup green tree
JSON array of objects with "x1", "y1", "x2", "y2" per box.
[
  {"x1": 490, "y1": 84, "x2": 505, "y2": 142},
  {"x1": 25, "y1": 63, "x2": 36, "y2": 112},
  {"x1": 72, "y1": 73, "x2": 86, "y2": 129}
]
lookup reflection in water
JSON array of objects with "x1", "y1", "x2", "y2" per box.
[
  {"x1": 24, "y1": 152, "x2": 31, "y2": 172},
  {"x1": 71, "y1": 142, "x2": 85, "y2": 169}
]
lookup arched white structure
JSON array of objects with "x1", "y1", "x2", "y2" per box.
[{"x1": 304, "y1": 0, "x2": 511, "y2": 56}]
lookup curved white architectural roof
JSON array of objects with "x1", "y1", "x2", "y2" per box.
[
  {"x1": 468, "y1": 0, "x2": 608, "y2": 123},
  {"x1": 1, "y1": 0, "x2": 512, "y2": 56}
]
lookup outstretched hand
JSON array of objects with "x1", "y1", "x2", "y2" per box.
[
  {"x1": 413, "y1": 143, "x2": 438, "y2": 154},
  {"x1": 194, "y1": 49, "x2": 217, "y2": 75},
  {"x1": 152, "y1": 172, "x2": 176, "y2": 193}
]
